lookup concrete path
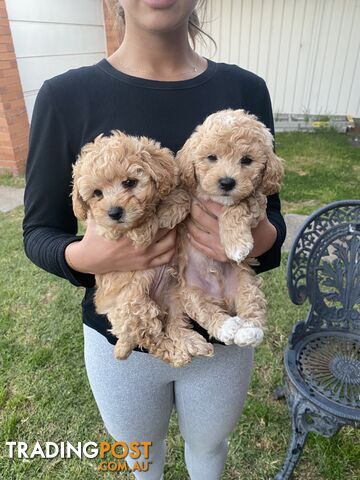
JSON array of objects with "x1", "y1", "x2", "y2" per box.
[
  {"x1": 282, "y1": 213, "x2": 308, "y2": 252},
  {"x1": 0, "y1": 186, "x2": 24, "y2": 213},
  {"x1": 0, "y1": 185, "x2": 307, "y2": 250}
]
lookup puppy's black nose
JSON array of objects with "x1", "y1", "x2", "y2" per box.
[
  {"x1": 108, "y1": 206, "x2": 124, "y2": 221},
  {"x1": 218, "y1": 177, "x2": 236, "y2": 191}
]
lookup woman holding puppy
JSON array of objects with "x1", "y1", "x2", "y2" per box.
[{"x1": 23, "y1": 1, "x2": 286, "y2": 478}]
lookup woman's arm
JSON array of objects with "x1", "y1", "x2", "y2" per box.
[
  {"x1": 23, "y1": 82, "x2": 176, "y2": 285},
  {"x1": 22, "y1": 81, "x2": 96, "y2": 288},
  {"x1": 251, "y1": 81, "x2": 286, "y2": 271},
  {"x1": 64, "y1": 221, "x2": 176, "y2": 275},
  {"x1": 253, "y1": 192, "x2": 286, "y2": 273}
]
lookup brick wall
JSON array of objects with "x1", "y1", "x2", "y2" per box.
[
  {"x1": 0, "y1": 1, "x2": 120, "y2": 175},
  {"x1": 103, "y1": 0, "x2": 122, "y2": 55},
  {"x1": 0, "y1": 0, "x2": 29, "y2": 174}
]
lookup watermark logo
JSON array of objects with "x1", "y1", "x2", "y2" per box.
[
  {"x1": 5, "y1": 441, "x2": 152, "y2": 474},
  {"x1": 98, "y1": 441, "x2": 152, "y2": 473}
]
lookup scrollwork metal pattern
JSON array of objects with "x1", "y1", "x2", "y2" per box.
[
  {"x1": 298, "y1": 335, "x2": 360, "y2": 408},
  {"x1": 287, "y1": 201, "x2": 360, "y2": 334}
]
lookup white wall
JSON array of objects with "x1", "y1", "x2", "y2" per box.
[
  {"x1": 6, "y1": 0, "x2": 360, "y2": 118},
  {"x1": 198, "y1": 0, "x2": 360, "y2": 117},
  {"x1": 6, "y1": 0, "x2": 106, "y2": 120}
]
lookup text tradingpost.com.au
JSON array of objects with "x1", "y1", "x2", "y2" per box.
[{"x1": 5, "y1": 440, "x2": 153, "y2": 473}]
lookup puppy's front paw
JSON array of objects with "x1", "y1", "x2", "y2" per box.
[
  {"x1": 216, "y1": 316, "x2": 244, "y2": 345},
  {"x1": 234, "y1": 324, "x2": 264, "y2": 347},
  {"x1": 226, "y1": 241, "x2": 253, "y2": 263}
]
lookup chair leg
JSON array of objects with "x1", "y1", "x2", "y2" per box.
[
  {"x1": 274, "y1": 398, "x2": 308, "y2": 480},
  {"x1": 274, "y1": 390, "x2": 349, "y2": 480}
]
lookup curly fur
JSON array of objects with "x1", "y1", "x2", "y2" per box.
[
  {"x1": 71, "y1": 130, "x2": 210, "y2": 366},
  {"x1": 175, "y1": 109, "x2": 284, "y2": 348}
]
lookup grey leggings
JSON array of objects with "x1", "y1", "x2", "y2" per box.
[{"x1": 83, "y1": 323, "x2": 254, "y2": 480}]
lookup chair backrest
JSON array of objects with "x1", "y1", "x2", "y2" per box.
[{"x1": 287, "y1": 200, "x2": 360, "y2": 333}]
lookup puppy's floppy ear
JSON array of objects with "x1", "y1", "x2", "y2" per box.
[
  {"x1": 261, "y1": 150, "x2": 284, "y2": 196},
  {"x1": 176, "y1": 134, "x2": 198, "y2": 192},
  {"x1": 71, "y1": 161, "x2": 88, "y2": 220},
  {"x1": 140, "y1": 138, "x2": 177, "y2": 199}
]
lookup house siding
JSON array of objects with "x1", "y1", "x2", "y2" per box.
[{"x1": 197, "y1": 0, "x2": 360, "y2": 117}]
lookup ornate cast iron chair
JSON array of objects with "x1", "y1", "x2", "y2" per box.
[{"x1": 275, "y1": 200, "x2": 360, "y2": 480}]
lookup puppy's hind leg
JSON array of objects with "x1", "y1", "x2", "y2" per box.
[
  {"x1": 232, "y1": 266, "x2": 267, "y2": 347},
  {"x1": 108, "y1": 308, "x2": 139, "y2": 359},
  {"x1": 160, "y1": 300, "x2": 214, "y2": 367},
  {"x1": 117, "y1": 292, "x2": 186, "y2": 365},
  {"x1": 110, "y1": 298, "x2": 169, "y2": 360},
  {"x1": 180, "y1": 286, "x2": 243, "y2": 345},
  {"x1": 107, "y1": 275, "x2": 165, "y2": 360}
]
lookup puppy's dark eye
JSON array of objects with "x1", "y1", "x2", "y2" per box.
[
  {"x1": 94, "y1": 189, "x2": 103, "y2": 198},
  {"x1": 122, "y1": 178, "x2": 138, "y2": 189},
  {"x1": 207, "y1": 154, "x2": 217, "y2": 162},
  {"x1": 240, "y1": 156, "x2": 253, "y2": 165}
]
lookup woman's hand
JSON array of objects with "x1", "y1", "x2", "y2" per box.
[
  {"x1": 64, "y1": 219, "x2": 176, "y2": 275},
  {"x1": 186, "y1": 200, "x2": 228, "y2": 262},
  {"x1": 186, "y1": 199, "x2": 277, "y2": 261}
]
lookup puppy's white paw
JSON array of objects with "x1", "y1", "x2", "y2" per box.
[
  {"x1": 227, "y1": 242, "x2": 253, "y2": 263},
  {"x1": 234, "y1": 325, "x2": 264, "y2": 347},
  {"x1": 217, "y1": 316, "x2": 244, "y2": 345}
]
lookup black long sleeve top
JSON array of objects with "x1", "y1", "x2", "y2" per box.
[{"x1": 22, "y1": 57, "x2": 286, "y2": 348}]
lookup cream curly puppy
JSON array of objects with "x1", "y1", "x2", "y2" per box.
[
  {"x1": 176, "y1": 109, "x2": 284, "y2": 348},
  {"x1": 71, "y1": 129, "x2": 208, "y2": 365}
]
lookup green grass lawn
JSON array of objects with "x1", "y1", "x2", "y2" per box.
[
  {"x1": 1, "y1": 206, "x2": 359, "y2": 480},
  {"x1": 276, "y1": 129, "x2": 360, "y2": 214},
  {"x1": 0, "y1": 172, "x2": 25, "y2": 189}
]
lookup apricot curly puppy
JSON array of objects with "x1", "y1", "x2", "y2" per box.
[
  {"x1": 176, "y1": 109, "x2": 284, "y2": 348},
  {"x1": 71, "y1": 129, "x2": 198, "y2": 365}
]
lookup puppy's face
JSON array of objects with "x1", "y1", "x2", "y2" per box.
[
  {"x1": 77, "y1": 158, "x2": 157, "y2": 232},
  {"x1": 72, "y1": 130, "x2": 176, "y2": 233},
  {"x1": 177, "y1": 109, "x2": 283, "y2": 204}
]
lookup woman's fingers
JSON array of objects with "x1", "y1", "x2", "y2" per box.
[
  {"x1": 153, "y1": 228, "x2": 170, "y2": 242},
  {"x1": 148, "y1": 247, "x2": 176, "y2": 268},
  {"x1": 147, "y1": 229, "x2": 176, "y2": 260},
  {"x1": 187, "y1": 220, "x2": 226, "y2": 261},
  {"x1": 187, "y1": 218, "x2": 210, "y2": 245},
  {"x1": 190, "y1": 202, "x2": 219, "y2": 235},
  {"x1": 187, "y1": 199, "x2": 228, "y2": 262},
  {"x1": 188, "y1": 234, "x2": 213, "y2": 256},
  {"x1": 187, "y1": 234, "x2": 226, "y2": 262},
  {"x1": 200, "y1": 199, "x2": 224, "y2": 218}
]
